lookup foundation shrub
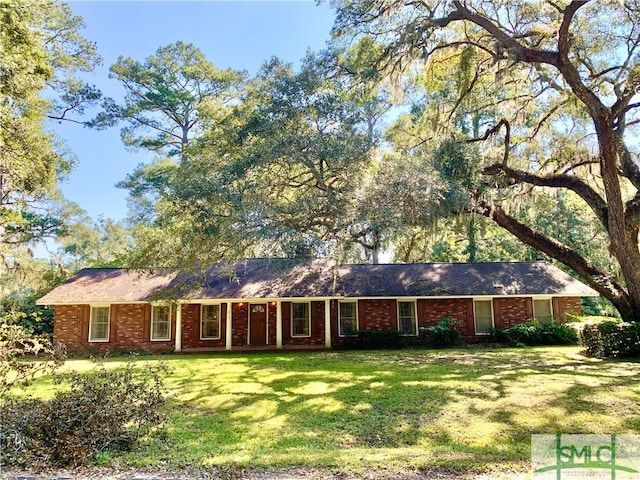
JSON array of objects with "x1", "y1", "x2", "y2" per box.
[
  {"x1": 491, "y1": 320, "x2": 578, "y2": 346},
  {"x1": 421, "y1": 316, "x2": 462, "y2": 347},
  {"x1": 355, "y1": 329, "x2": 408, "y2": 349}
]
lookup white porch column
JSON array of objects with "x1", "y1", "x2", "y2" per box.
[
  {"x1": 174, "y1": 302, "x2": 182, "y2": 352},
  {"x1": 324, "y1": 299, "x2": 332, "y2": 349},
  {"x1": 226, "y1": 302, "x2": 232, "y2": 351},
  {"x1": 276, "y1": 300, "x2": 283, "y2": 349}
]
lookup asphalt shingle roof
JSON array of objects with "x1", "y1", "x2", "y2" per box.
[{"x1": 37, "y1": 259, "x2": 598, "y2": 305}]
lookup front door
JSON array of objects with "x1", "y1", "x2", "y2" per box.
[{"x1": 250, "y1": 304, "x2": 267, "y2": 346}]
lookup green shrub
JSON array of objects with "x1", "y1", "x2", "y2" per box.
[
  {"x1": 354, "y1": 329, "x2": 408, "y2": 349},
  {"x1": 421, "y1": 317, "x2": 462, "y2": 348},
  {"x1": 0, "y1": 358, "x2": 168, "y2": 468},
  {"x1": 581, "y1": 321, "x2": 640, "y2": 358},
  {"x1": 490, "y1": 319, "x2": 578, "y2": 346},
  {"x1": 488, "y1": 326, "x2": 510, "y2": 343}
]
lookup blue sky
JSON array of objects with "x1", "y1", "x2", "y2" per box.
[{"x1": 55, "y1": 1, "x2": 336, "y2": 223}]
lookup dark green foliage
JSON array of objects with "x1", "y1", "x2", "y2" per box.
[
  {"x1": 491, "y1": 320, "x2": 579, "y2": 346},
  {"x1": 581, "y1": 321, "x2": 640, "y2": 358},
  {"x1": 353, "y1": 329, "x2": 409, "y2": 349},
  {"x1": 421, "y1": 317, "x2": 462, "y2": 348},
  {"x1": 488, "y1": 326, "x2": 510, "y2": 344},
  {"x1": 0, "y1": 359, "x2": 168, "y2": 468},
  {"x1": 581, "y1": 296, "x2": 619, "y2": 318},
  {"x1": 1, "y1": 295, "x2": 54, "y2": 335}
]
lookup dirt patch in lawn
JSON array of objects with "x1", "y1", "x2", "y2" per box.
[{"x1": 0, "y1": 466, "x2": 528, "y2": 480}]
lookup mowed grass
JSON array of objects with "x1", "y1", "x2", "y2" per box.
[{"x1": 16, "y1": 347, "x2": 640, "y2": 473}]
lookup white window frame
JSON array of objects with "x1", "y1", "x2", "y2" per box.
[
  {"x1": 89, "y1": 305, "x2": 110, "y2": 342},
  {"x1": 151, "y1": 304, "x2": 172, "y2": 341},
  {"x1": 397, "y1": 300, "x2": 418, "y2": 336},
  {"x1": 291, "y1": 302, "x2": 311, "y2": 338},
  {"x1": 473, "y1": 299, "x2": 494, "y2": 335},
  {"x1": 200, "y1": 304, "x2": 221, "y2": 340},
  {"x1": 338, "y1": 301, "x2": 359, "y2": 337},
  {"x1": 533, "y1": 297, "x2": 554, "y2": 322}
]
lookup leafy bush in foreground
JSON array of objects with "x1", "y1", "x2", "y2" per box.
[
  {"x1": 0, "y1": 358, "x2": 169, "y2": 468},
  {"x1": 581, "y1": 321, "x2": 640, "y2": 358}
]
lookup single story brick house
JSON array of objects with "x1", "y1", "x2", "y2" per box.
[{"x1": 37, "y1": 259, "x2": 598, "y2": 353}]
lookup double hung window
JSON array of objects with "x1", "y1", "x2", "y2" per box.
[
  {"x1": 398, "y1": 301, "x2": 418, "y2": 335},
  {"x1": 201, "y1": 304, "x2": 221, "y2": 339},
  {"x1": 151, "y1": 305, "x2": 171, "y2": 341},
  {"x1": 89, "y1": 306, "x2": 110, "y2": 342},
  {"x1": 339, "y1": 302, "x2": 358, "y2": 336},
  {"x1": 533, "y1": 299, "x2": 554, "y2": 323},
  {"x1": 291, "y1": 302, "x2": 310, "y2": 337}
]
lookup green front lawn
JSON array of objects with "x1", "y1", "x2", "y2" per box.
[{"x1": 16, "y1": 347, "x2": 640, "y2": 474}]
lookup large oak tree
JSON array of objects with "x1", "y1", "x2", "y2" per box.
[
  {"x1": 130, "y1": 54, "x2": 379, "y2": 269},
  {"x1": 332, "y1": 0, "x2": 640, "y2": 321}
]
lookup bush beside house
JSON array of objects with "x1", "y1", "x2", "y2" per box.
[
  {"x1": 581, "y1": 321, "x2": 640, "y2": 358},
  {"x1": 347, "y1": 317, "x2": 463, "y2": 349},
  {"x1": 491, "y1": 319, "x2": 579, "y2": 346}
]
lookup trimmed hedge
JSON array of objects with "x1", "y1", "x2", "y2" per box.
[{"x1": 581, "y1": 321, "x2": 640, "y2": 358}]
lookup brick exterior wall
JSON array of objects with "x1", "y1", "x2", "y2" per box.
[
  {"x1": 52, "y1": 296, "x2": 584, "y2": 352},
  {"x1": 554, "y1": 297, "x2": 582, "y2": 322},
  {"x1": 493, "y1": 297, "x2": 532, "y2": 329},
  {"x1": 268, "y1": 302, "x2": 278, "y2": 346},
  {"x1": 419, "y1": 299, "x2": 475, "y2": 336},
  {"x1": 181, "y1": 303, "x2": 227, "y2": 349},
  {"x1": 54, "y1": 303, "x2": 175, "y2": 353},
  {"x1": 282, "y1": 301, "x2": 326, "y2": 346},
  {"x1": 111, "y1": 304, "x2": 146, "y2": 348},
  {"x1": 358, "y1": 299, "x2": 398, "y2": 331},
  {"x1": 232, "y1": 303, "x2": 249, "y2": 347},
  {"x1": 53, "y1": 304, "x2": 89, "y2": 350}
]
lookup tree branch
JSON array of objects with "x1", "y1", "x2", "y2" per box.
[
  {"x1": 475, "y1": 200, "x2": 631, "y2": 311},
  {"x1": 483, "y1": 161, "x2": 609, "y2": 230},
  {"x1": 616, "y1": 137, "x2": 640, "y2": 189},
  {"x1": 449, "y1": 1, "x2": 560, "y2": 65},
  {"x1": 470, "y1": 118, "x2": 609, "y2": 230},
  {"x1": 557, "y1": 1, "x2": 588, "y2": 58}
]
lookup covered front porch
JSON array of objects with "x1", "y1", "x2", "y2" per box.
[{"x1": 173, "y1": 298, "x2": 334, "y2": 352}]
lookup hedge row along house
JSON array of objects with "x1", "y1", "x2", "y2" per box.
[{"x1": 37, "y1": 259, "x2": 598, "y2": 353}]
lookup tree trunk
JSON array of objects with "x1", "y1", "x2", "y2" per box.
[{"x1": 593, "y1": 121, "x2": 640, "y2": 322}]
